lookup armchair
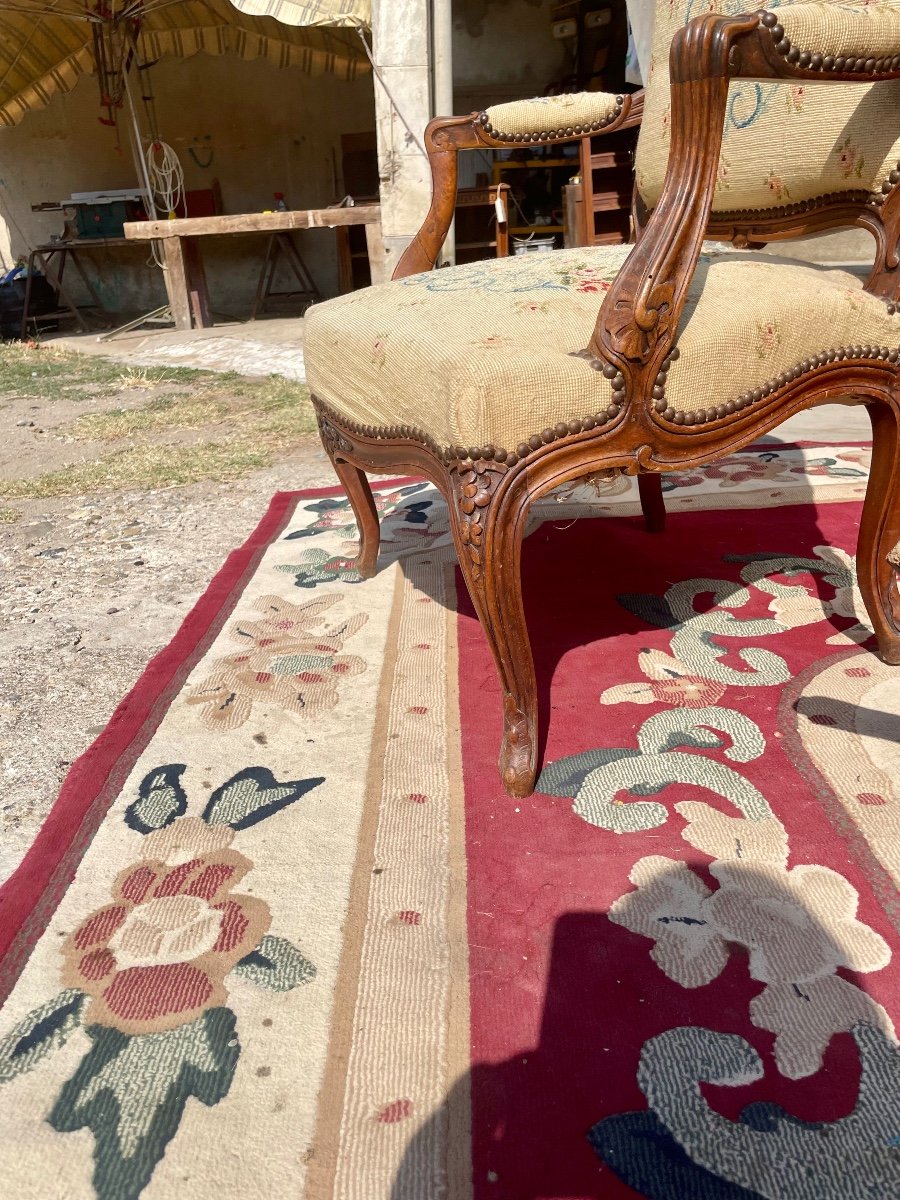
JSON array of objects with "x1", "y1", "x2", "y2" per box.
[{"x1": 305, "y1": 0, "x2": 900, "y2": 798}]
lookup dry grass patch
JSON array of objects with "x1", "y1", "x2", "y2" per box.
[
  {"x1": 68, "y1": 371, "x2": 316, "y2": 443},
  {"x1": 0, "y1": 442, "x2": 273, "y2": 499},
  {"x1": 0, "y1": 507, "x2": 21, "y2": 523},
  {"x1": 0, "y1": 342, "x2": 201, "y2": 401},
  {"x1": 2, "y1": 342, "x2": 319, "y2": 497}
]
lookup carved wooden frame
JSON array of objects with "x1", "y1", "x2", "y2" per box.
[{"x1": 312, "y1": 11, "x2": 900, "y2": 797}]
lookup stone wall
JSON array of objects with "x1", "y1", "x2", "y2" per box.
[{"x1": 0, "y1": 54, "x2": 376, "y2": 314}]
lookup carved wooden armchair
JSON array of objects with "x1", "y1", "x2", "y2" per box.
[{"x1": 306, "y1": 0, "x2": 900, "y2": 797}]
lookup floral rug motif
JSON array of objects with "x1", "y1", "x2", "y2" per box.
[{"x1": 1, "y1": 442, "x2": 898, "y2": 1200}]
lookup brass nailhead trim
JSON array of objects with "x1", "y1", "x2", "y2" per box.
[
  {"x1": 761, "y1": 0, "x2": 900, "y2": 209},
  {"x1": 760, "y1": 8, "x2": 900, "y2": 79},
  {"x1": 478, "y1": 97, "x2": 624, "y2": 143},
  {"x1": 317, "y1": 337, "x2": 900, "y2": 462},
  {"x1": 655, "y1": 342, "x2": 900, "y2": 427}
]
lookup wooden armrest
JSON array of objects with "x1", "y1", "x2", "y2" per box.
[{"x1": 392, "y1": 92, "x2": 644, "y2": 280}]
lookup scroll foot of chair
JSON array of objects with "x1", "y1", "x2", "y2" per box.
[
  {"x1": 638, "y1": 473, "x2": 666, "y2": 533},
  {"x1": 332, "y1": 458, "x2": 380, "y2": 579},
  {"x1": 500, "y1": 693, "x2": 538, "y2": 798},
  {"x1": 859, "y1": 400, "x2": 900, "y2": 666}
]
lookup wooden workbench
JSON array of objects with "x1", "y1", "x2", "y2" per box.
[{"x1": 123, "y1": 205, "x2": 384, "y2": 330}]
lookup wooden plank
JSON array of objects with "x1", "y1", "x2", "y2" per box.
[
  {"x1": 162, "y1": 237, "x2": 193, "y2": 330},
  {"x1": 124, "y1": 205, "x2": 381, "y2": 241}
]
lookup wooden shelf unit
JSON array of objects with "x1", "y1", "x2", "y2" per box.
[
  {"x1": 491, "y1": 156, "x2": 579, "y2": 248},
  {"x1": 578, "y1": 124, "x2": 638, "y2": 245}
]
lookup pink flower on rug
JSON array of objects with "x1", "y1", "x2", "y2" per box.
[
  {"x1": 61, "y1": 816, "x2": 270, "y2": 1035},
  {"x1": 600, "y1": 649, "x2": 725, "y2": 708},
  {"x1": 187, "y1": 593, "x2": 368, "y2": 732}
]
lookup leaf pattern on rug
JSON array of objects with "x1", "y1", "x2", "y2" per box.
[
  {"x1": 283, "y1": 483, "x2": 432, "y2": 544},
  {"x1": 539, "y1": 706, "x2": 770, "y2": 834},
  {"x1": 591, "y1": 1024, "x2": 900, "y2": 1199},
  {"x1": 1, "y1": 765, "x2": 320, "y2": 1199}
]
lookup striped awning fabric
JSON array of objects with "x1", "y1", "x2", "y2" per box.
[
  {"x1": 0, "y1": 0, "x2": 370, "y2": 128},
  {"x1": 226, "y1": 0, "x2": 370, "y2": 28}
]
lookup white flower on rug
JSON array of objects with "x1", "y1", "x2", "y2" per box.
[
  {"x1": 675, "y1": 801, "x2": 789, "y2": 869},
  {"x1": 708, "y1": 862, "x2": 890, "y2": 985},
  {"x1": 612, "y1": 852, "x2": 895, "y2": 1078},
  {"x1": 609, "y1": 856, "x2": 729, "y2": 988}
]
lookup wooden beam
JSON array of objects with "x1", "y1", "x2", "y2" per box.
[{"x1": 124, "y1": 206, "x2": 381, "y2": 241}]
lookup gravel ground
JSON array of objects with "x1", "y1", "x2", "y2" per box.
[{"x1": 0, "y1": 351, "x2": 334, "y2": 885}]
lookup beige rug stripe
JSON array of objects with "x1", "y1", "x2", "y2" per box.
[
  {"x1": 795, "y1": 654, "x2": 900, "y2": 886},
  {"x1": 303, "y1": 561, "x2": 408, "y2": 1200},
  {"x1": 443, "y1": 560, "x2": 473, "y2": 1200},
  {"x1": 332, "y1": 549, "x2": 458, "y2": 1199}
]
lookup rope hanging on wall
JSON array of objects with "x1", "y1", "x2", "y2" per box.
[{"x1": 146, "y1": 139, "x2": 185, "y2": 219}]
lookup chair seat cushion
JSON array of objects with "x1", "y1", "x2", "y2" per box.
[{"x1": 304, "y1": 245, "x2": 899, "y2": 455}]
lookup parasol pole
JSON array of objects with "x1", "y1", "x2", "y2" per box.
[{"x1": 122, "y1": 62, "x2": 157, "y2": 220}]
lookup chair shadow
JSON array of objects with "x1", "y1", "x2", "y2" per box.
[
  {"x1": 389, "y1": 860, "x2": 898, "y2": 1200},
  {"x1": 383, "y1": 423, "x2": 874, "y2": 772}
]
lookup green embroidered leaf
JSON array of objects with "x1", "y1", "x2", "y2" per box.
[
  {"x1": 124, "y1": 764, "x2": 188, "y2": 835},
  {"x1": 202, "y1": 767, "x2": 324, "y2": 830},
  {"x1": 538, "y1": 748, "x2": 642, "y2": 798},
  {"x1": 48, "y1": 1008, "x2": 239, "y2": 1200},
  {"x1": 271, "y1": 652, "x2": 333, "y2": 676},
  {"x1": 0, "y1": 990, "x2": 86, "y2": 1083},
  {"x1": 233, "y1": 935, "x2": 317, "y2": 991}
]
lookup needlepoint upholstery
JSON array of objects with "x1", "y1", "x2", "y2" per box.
[
  {"x1": 778, "y1": 1, "x2": 900, "y2": 58},
  {"x1": 635, "y1": 0, "x2": 900, "y2": 215},
  {"x1": 304, "y1": 246, "x2": 900, "y2": 452},
  {"x1": 482, "y1": 91, "x2": 622, "y2": 138}
]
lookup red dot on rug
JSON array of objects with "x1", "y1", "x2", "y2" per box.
[
  {"x1": 845, "y1": 667, "x2": 871, "y2": 678},
  {"x1": 408, "y1": 793, "x2": 428, "y2": 804},
  {"x1": 376, "y1": 1099, "x2": 413, "y2": 1124},
  {"x1": 407, "y1": 706, "x2": 429, "y2": 715},
  {"x1": 809, "y1": 714, "x2": 837, "y2": 726},
  {"x1": 398, "y1": 910, "x2": 421, "y2": 925},
  {"x1": 857, "y1": 792, "x2": 887, "y2": 806}
]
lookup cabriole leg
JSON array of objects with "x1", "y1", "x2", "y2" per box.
[
  {"x1": 447, "y1": 462, "x2": 538, "y2": 797},
  {"x1": 859, "y1": 398, "x2": 900, "y2": 664},
  {"x1": 638, "y1": 472, "x2": 666, "y2": 533}
]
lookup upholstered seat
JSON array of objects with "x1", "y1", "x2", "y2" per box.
[{"x1": 306, "y1": 247, "x2": 900, "y2": 455}]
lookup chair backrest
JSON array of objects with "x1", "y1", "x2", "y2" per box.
[{"x1": 635, "y1": 0, "x2": 900, "y2": 215}]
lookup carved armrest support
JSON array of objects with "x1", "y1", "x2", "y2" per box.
[
  {"x1": 392, "y1": 91, "x2": 644, "y2": 281},
  {"x1": 592, "y1": 10, "x2": 900, "y2": 405}
]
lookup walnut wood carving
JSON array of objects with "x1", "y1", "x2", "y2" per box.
[{"x1": 317, "y1": 10, "x2": 900, "y2": 797}]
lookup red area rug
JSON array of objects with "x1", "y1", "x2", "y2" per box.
[
  {"x1": 1, "y1": 442, "x2": 898, "y2": 1200},
  {"x1": 458, "y1": 495, "x2": 900, "y2": 1199}
]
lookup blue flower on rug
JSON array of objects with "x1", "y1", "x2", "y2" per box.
[
  {"x1": 0, "y1": 764, "x2": 322, "y2": 1200},
  {"x1": 276, "y1": 548, "x2": 364, "y2": 587},
  {"x1": 283, "y1": 483, "x2": 432, "y2": 541}
]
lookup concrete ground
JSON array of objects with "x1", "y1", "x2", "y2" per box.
[{"x1": 45, "y1": 313, "x2": 308, "y2": 382}]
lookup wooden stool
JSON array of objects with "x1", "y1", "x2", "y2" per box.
[{"x1": 251, "y1": 232, "x2": 321, "y2": 319}]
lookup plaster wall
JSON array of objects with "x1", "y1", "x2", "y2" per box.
[{"x1": 0, "y1": 54, "x2": 375, "y2": 315}]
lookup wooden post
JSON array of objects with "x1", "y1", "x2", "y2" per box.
[
  {"x1": 365, "y1": 216, "x2": 387, "y2": 285},
  {"x1": 162, "y1": 237, "x2": 192, "y2": 330}
]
